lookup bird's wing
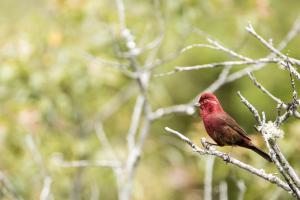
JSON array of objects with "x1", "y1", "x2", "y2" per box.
[{"x1": 216, "y1": 113, "x2": 251, "y2": 141}]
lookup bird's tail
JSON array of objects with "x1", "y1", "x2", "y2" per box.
[{"x1": 245, "y1": 144, "x2": 272, "y2": 162}]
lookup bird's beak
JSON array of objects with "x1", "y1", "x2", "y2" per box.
[{"x1": 193, "y1": 102, "x2": 201, "y2": 107}]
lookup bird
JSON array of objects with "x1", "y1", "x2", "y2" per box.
[{"x1": 195, "y1": 92, "x2": 272, "y2": 162}]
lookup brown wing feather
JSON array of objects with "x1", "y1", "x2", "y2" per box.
[{"x1": 216, "y1": 113, "x2": 251, "y2": 141}]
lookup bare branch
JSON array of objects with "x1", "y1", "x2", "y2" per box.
[
  {"x1": 40, "y1": 176, "x2": 52, "y2": 200},
  {"x1": 246, "y1": 24, "x2": 300, "y2": 66},
  {"x1": 25, "y1": 135, "x2": 53, "y2": 199},
  {"x1": 94, "y1": 123, "x2": 124, "y2": 199},
  {"x1": 59, "y1": 160, "x2": 121, "y2": 168},
  {"x1": 127, "y1": 95, "x2": 145, "y2": 150},
  {"x1": 164, "y1": 127, "x2": 204, "y2": 154},
  {"x1": 113, "y1": 0, "x2": 157, "y2": 199},
  {"x1": 219, "y1": 181, "x2": 228, "y2": 200},
  {"x1": 170, "y1": 14, "x2": 300, "y2": 111},
  {"x1": 238, "y1": 93, "x2": 300, "y2": 198},
  {"x1": 225, "y1": 62, "x2": 269, "y2": 83},
  {"x1": 25, "y1": 135, "x2": 47, "y2": 175},
  {"x1": 204, "y1": 156, "x2": 215, "y2": 200},
  {"x1": 90, "y1": 183, "x2": 100, "y2": 200},
  {"x1": 246, "y1": 24, "x2": 300, "y2": 82},
  {"x1": 115, "y1": 0, "x2": 126, "y2": 31},
  {"x1": 175, "y1": 58, "x2": 278, "y2": 73},
  {"x1": 236, "y1": 180, "x2": 246, "y2": 200},
  {"x1": 181, "y1": 44, "x2": 219, "y2": 53},
  {"x1": 0, "y1": 172, "x2": 23, "y2": 200},
  {"x1": 275, "y1": 111, "x2": 291, "y2": 126},
  {"x1": 272, "y1": 143, "x2": 300, "y2": 189},
  {"x1": 277, "y1": 16, "x2": 300, "y2": 50},
  {"x1": 180, "y1": 32, "x2": 252, "y2": 62},
  {"x1": 260, "y1": 126, "x2": 300, "y2": 198},
  {"x1": 248, "y1": 72, "x2": 287, "y2": 108},
  {"x1": 287, "y1": 61, "x2": 299, "y2": 102},
  {"x1": 164, "y1": 127, "x2": 293, "y2": 194},
  {"x1": 207, "y1": 39, "x2": 252, "y2": 61},
  {"x1": 223, "y1": 15, "x2": 300, "y2": 83},
  {"x1": 237, "y1": 91, "x2": 262, "y2": 125},
  {"x1": 150, "y1": 104, "x2": 195, "y2": 120},
  {"x1": 154, "y1": 58, "x2": 278, "y2": 77},
  {"x1": 95, "y1": 123, "x2": 121, "y2": 163}
]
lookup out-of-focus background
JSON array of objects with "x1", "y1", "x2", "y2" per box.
[{"x1": 0, "y1": 0, "x2": 300, "y2": 199}]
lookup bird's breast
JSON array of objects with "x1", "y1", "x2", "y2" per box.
[{"x1": 203, "y1": 114, "x2": 226, "y2": 133}]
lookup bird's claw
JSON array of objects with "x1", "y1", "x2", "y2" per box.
[
  {"x1": 200, "y1": 138, "x2": 217, "y2": 151},
  {"x1": 223, "y1": 154, "x2": 230, "y2": 163}
]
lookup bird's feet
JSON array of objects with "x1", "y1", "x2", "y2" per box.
[
  {"x1": 223, "y1": 153, "x2": 231, "y2": 163},
  {"x1": 200, "y1": 138, "x2": 218, "y2": 151},
  {"x1": 206, "y1": 141, "x2": 219, "y2": 146}
]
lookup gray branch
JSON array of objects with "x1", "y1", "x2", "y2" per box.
[
  {"x1": 59, "y1": 160, "x2": 121, "y2": 168},
  {"x1": 246, "y1": 24, "x2": 300, "y2": 66},
  {"x1": 164, "y1": 127, "x2": 293, "y2": 195},
  {"x1": 237, "y1": 91, "x2": 262, "y2": 125},
  {"x1": 248, "y1": 72, "x2": 286, "y2": 108},
  {"x1": 237, "y1": 90, "x2": 300, "y2": 198},
  {"x1": 219, "y1": 181, "x2": 228, "y2": 200},
  {"x1": 175, "y1": 58, "x2": 278, "y2": 73},
  {"x1": 204, "y1": 156, "x2": 215, "y2": 200}
]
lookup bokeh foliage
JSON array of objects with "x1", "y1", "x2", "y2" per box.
[{"x1": 0, "y1": 0, "x2": 300, "y2": 199}]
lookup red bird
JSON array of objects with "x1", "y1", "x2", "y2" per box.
[{"x1": 196, "y1": 92, "x2": 272, "y2": 162}]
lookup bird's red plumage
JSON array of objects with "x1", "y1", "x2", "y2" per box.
[{"x1": 198, "y1": 92, "x2": 272, "y2": 162}]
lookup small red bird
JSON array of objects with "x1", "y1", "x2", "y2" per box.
[{"x1": 196, "y1": 92, "x2": 272, "y2": 162}]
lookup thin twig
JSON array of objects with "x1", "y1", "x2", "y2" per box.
[
  {"x1": 95, "y1": 123, "x2": 121, "y2": 163},
  {"x1": 207, "y1": 38, "x2": 253, "y2": 61},
  {"x1": 59, "y1": 160, "x2": 121, "y2": 168},
  {"x1": 181, "y1": 44, "x2": 218, "y2": 53},
  {"x1": 0, "y1": 172, "x2": 23, "y2": 200},
  {"x1": 246, "y1": 24, "x2": 300, "y2": 66},
  {"x1": 150, "y1": 104, "x2": 195, "y2": 120},
  {"x1": 25, "y1": 135, "x2": 53, "y2": 200},
  {"x1": 127, "y1": 95, "x2": 145, "y2": 150},
  {"x1": 237, "y1": 91, "x2": 262, "y2": 125},
  {"x1": 115, "y1": 0, "x2": 126, "y2": 31},
  {"x1": 272, "y1": 143, "x2": 300, "y2": 189},
  {"x1": 261, "y1": 131, "x2": 300, "y2": 198},
  {"x1": 175, "y1": 58, "x2": 278, "y2": 72},
  {"x1": 248, "y1": 72, "x2": 287, "y2": 108}
]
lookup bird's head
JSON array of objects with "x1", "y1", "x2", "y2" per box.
[{"x1": 195, "y1": 92, "x2": 223, "y2": 115}]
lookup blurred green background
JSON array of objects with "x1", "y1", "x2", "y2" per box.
[{"x1": 0, "y1": 0, "x2": 300, "y2": 199}]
